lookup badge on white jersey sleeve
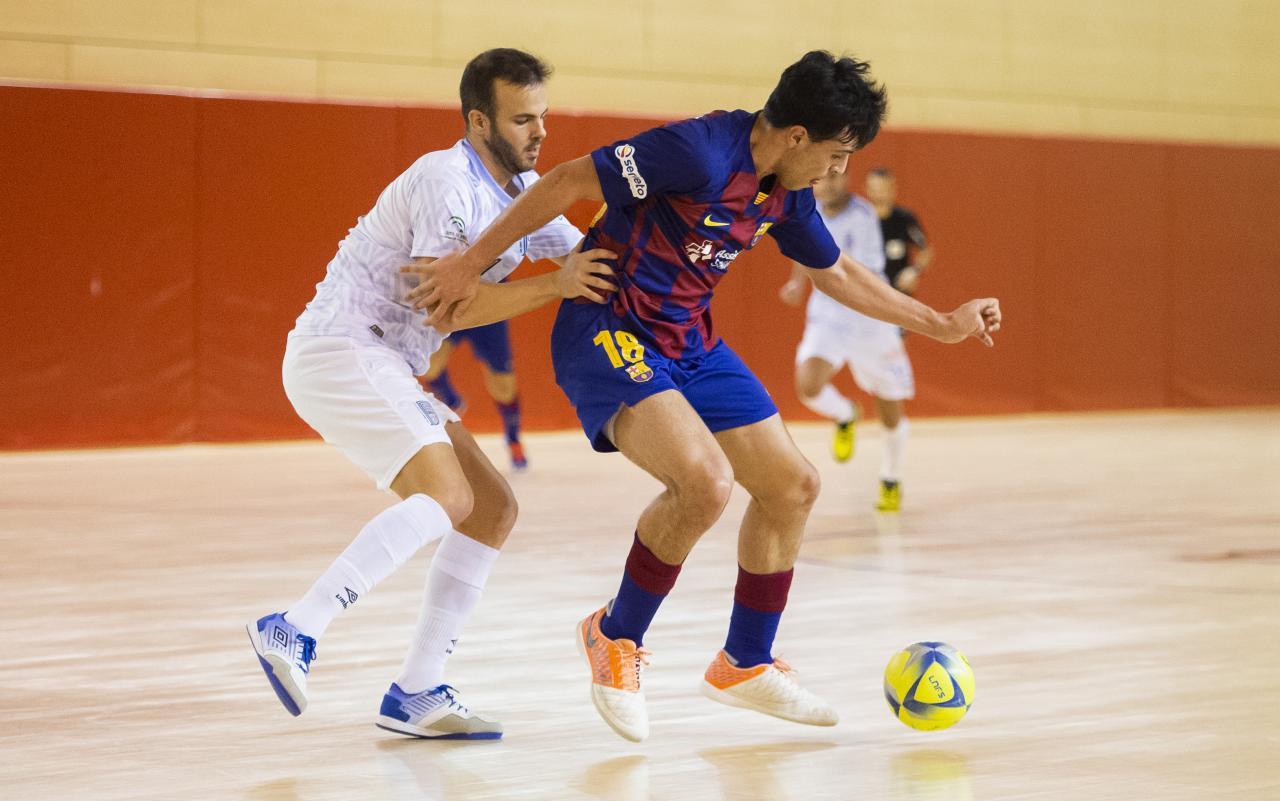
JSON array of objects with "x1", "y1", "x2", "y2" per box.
[{"x1": 407, "y1": 175, "x2": 478, "y2": 259}]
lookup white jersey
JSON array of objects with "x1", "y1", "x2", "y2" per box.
[
  {"x1": 291, "y1": 139, "x2": 582, "y2": 375},
  {"x1": 805, "y1": 194, "x2": 893, "y2": 336},
  {"x1": 797, "y1": 194, "x2": 914, "y2": 401}
]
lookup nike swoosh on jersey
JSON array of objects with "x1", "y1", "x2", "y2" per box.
[{"x1": 703, "y1": 214, "x2": 730, "y2": 228}]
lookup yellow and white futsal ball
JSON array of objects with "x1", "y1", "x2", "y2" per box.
[{"x1": 884, "y1": 641, "x2": 975, "y2": 731}]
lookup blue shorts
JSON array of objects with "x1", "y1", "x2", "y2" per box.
[
  {"x1": 449, "y1": 321, "x2": 513, "y2": 373},
  {"x1": 550, "y1": 301, "x2": 777, "y2": 453}
]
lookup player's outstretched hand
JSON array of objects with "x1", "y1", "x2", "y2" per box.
[
  {"x1": 778, "y1": 278, "x2": 807, "y2": 307},
  {"x1": 402, "y1": 252, "x2": 480, "y2": 327},
  {"x1": 555, "y1": 248, "x2": 618, "y2": 303},
  {"x1": 939, "y1": 298, "x2": 1002, "y2": 346}
]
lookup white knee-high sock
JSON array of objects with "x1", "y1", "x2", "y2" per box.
[
  {"x1": 395, "y1": 530, "x2": 500, "y2": 693},
  {"x1": 284, "y1": 494, "x2": 452, "y2": 638},
  {"x1": 801, "y1": 384, "x2": 856, "y2": 423},
  {"x1": 881, "y1": 418, "x2": 910, "y2": 482}
]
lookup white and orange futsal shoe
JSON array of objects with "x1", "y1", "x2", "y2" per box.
[
  {"x1": 575, "y1": 605, "x2": 651, "y2": 742},
  {"x1": 700, "y1": 650, "x2": 838, "y2": 726}
]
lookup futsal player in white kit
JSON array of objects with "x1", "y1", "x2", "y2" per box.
[
  {"x1": 779, "y1": 171, "x2": 914, "y2": 512},
  {"x1": 245, "y1": 49, "x2": 615, "y2": 739}
]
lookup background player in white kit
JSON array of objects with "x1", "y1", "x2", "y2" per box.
[
  {"x1": 779, "y1": 171, "x2": 914, "y2": 511},
  {"x1": 246, "y1": 48, "x2": 614, "y2": 739}
]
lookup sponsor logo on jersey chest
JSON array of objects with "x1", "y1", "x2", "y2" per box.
[
  {"x1": 684, "y1": 238, "x2": 741, "y2": 272},
  {"x1": 709, "y1": 248, "x2": 740, "y2": 272},
  {"x1": 685, "y1": 239, "x2": 714, "y2": 263}
]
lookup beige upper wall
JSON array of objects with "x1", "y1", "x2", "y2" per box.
[{"x1": 2, "y1": 0, "x2": 1278, "y2": 145}]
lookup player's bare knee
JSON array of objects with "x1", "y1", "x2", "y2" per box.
[
  {"x1": 674, "y1": 457, "x2": 734, "y2": 525},
  {"x1": 489, "y1": 482, "x2": 519, "y2": 539},
  {"x1": 760, "y1": 459, "x2": 821, "y2": 512},
  {"x1": 795, "y1": 371, "x2": 822, "y2": 400},
  {"x1": 456, "y1": 469, "x2": 518, "y2": 546},
  {"x1": 485, "y1": 371, "x2": 518, "y2": 404},
  {"x1": 877, "y1": 398, "x2": 902, "y2": 429},
  {"x1": 433, "y1": 481, "x2": 475, "y2": 528},
  {"x1": 794, "y1": 461, "x2": 822, "y2": 510}
]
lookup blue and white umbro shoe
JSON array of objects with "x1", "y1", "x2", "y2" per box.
[
  {"x1": 376, "y1": 683, "x2": 503, "y2": 740},
  {"x1": 246, "y1": 612, "x2": 317, "y2": 717}
]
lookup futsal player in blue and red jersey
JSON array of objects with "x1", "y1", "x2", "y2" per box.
[{"x1": 408, "y1": 51, "x2": 1001, "y2": 742}]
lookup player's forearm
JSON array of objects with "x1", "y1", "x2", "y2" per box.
[
  {"x1": 810, "y1": 255, "x2": 946, "y2": 338},
  {"x1": 443, "y1": 274, "x2": 561, "y2": 332},
  {"x1": 457, "y1": 157, "x2": 602, "y2": 276}
]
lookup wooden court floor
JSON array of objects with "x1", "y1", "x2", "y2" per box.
[{"x1": 2, "y1": 408, "x2": 1277, "y2": 800}]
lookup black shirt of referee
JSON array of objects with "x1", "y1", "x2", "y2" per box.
[{"x1": 880, "y1": 207, "x2": 928, "y2": 294}]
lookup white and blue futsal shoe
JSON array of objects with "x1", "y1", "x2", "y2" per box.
[
  {"x1": 376, "y1": 683, "x2": 503, "y2": 740},
  {"x1": 246, "y1": 612, "x2": 317, "y2": 716}
]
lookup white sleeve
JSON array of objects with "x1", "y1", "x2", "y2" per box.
[
  {"x1": 517, "y1": 171, "x2": 582, "y2": 260},
  {"x1": 526, "y1": 214, "x2": 584, "y2": 261},
  {"x1": 853, "y1": 207, "x2": 887, "y2": 274},
  {"x1": 407, "y1": 175, "x2": 478, "y2": 259}
]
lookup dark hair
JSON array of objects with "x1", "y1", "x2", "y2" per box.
[
  {"x1": 867, "y1": 166, "x2": 895, "y2": 179},
  {"x1": 763, "y1": 51, "x2": 887, "y2": 148},
  {"x1": 459, "y1": 48, "x2": 551, "y2": 127}
]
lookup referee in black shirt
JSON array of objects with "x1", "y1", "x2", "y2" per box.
[{"x1": 865, "y1": 167, "x2": 933, "y2": 296}]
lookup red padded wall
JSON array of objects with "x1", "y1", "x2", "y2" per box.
[
  {"x1": 1, "y1": 88, "x2": 199, "y2": 448},
  {"x1": 193, "y1": 98, "x2": 402, "y2": 440},
  {"x1": 1, "y1": 84, "x2": 1277, "y2": 449},
  {"x1": 1165, "y1": 144, "x2": 1280, "y2": 406}
]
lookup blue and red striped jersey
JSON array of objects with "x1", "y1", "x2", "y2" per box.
[{"x1": 584, "y1": 110, "x2": 840, "y2": 359}]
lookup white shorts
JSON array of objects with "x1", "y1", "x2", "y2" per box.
[
  {"x1": 282, "y1": 335, "x2": 460, "y2": 490},
  {"x1": 796, "y1": 317, "x2": 916, "y2": 401}
]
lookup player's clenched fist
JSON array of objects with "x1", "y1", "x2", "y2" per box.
[{"x1": 938, "y1": 298, "x2": 1001, "y2": 347}]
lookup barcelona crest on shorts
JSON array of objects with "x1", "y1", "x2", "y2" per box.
[{"x1": 625, "y1": 362, "x2": 654, "y2": 383}]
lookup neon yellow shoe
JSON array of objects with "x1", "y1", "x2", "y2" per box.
[
  {"x1": 832, "y1": 408, "x2": 859, "y2": 463},
  {"x1": 876, "y1": 480, "x2": 901, "y2": 512}
]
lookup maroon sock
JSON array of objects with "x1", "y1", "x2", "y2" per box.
[
  {"x1": 600, "y1": 533, "x2": 682, "y2": 645},
  {"x1": 724, "y1": 565, "x2": 794, "y2": 667}
]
